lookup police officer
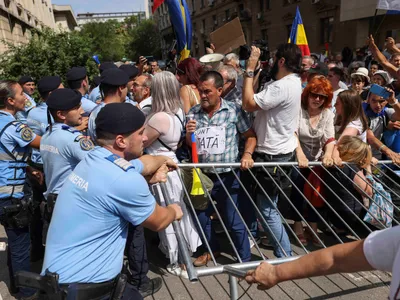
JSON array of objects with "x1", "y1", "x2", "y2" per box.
[
  {"x1": 16, "y1": 76, "x2": 37, "y2": 124},
  {"x1": 66, "y1": 67, "x2": 97, "y2": 117},
  {"x1": 41, "y1": 103, "x2": 182, "y2": 299},
  {"x1": 40, "y1": 88, "x2": 94, "y2": 242},
  {"x1": 0, "y1": 80, "x2": 41, "y2": 299},
  {"x1": 119, "y1": 64, "x2": 139, "y2": 105},
  {"x1": 88, "y1": 62, "x2": 118, "y2": 104},
  {"x1": 88, "y1": 68, "x2": 129, "y2": 142}
]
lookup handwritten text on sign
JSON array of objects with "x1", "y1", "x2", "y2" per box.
[{"x1": 195, "y1": 126, "x2": 226, "y2": 155}]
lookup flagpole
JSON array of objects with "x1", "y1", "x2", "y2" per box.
[
  {"x1": 370, "y1": 9, "x2": 378, "y2": 35},
  {"x1": 374, "y1": 12, "x2": 387, "y2": 37}
]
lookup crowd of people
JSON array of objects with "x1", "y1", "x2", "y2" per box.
[{"x1": 0, "y1": 34, "x2": 400, "y2": 300}]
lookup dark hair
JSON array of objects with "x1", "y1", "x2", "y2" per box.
[
  {"x1": 39, "y1": 91, "x2": 50, "y2": 101},
  {"x1": 329, "y1": 67, "x2": 344, "y2": 81},
  {"x1": 177, "y1": 58, "x2": 204, "y2": 85},
  {"x1": 351, "y1": 74, "x2": 369, "y2": 86},
  {"x1": 336, "y1": 90, "x2": 368, "y2": 135},
  {"x1": 301, "y1": 76, "x2": 333, "y2": 110},
  {"x1": 67, "y1": 79, "x2": 85, "y2": 90},
  {"x1": 95, "y1": 129, "x2": 131, "y2": 146},
  {"x1": 99, "y1": 83, "x2": 119, "y2": 98},
  {"x1": 199, "y1": 71, "x2": 224, "y2": 89},
  {"x1": 391, "y1": 53, "x2": 400, "y2": 60},
  {"x1": 0, "y1": 80, "x2": 19, "y2": 108},
  {"x1": 275, "y1": 43, "x2": 302, "y2": 74}
]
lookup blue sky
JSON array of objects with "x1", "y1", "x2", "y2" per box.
[{"x1": 52, "y1": 0, "x2": 146, "y2": 15}]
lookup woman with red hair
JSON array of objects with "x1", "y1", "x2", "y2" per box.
[
  {"x1": 291, "y1": 76, "x2": 335, "y2": 246},
  {"x1": 176, "y1": 58, "x2": 204, "y2": 113}
]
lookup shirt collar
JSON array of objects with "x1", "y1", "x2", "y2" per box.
[
  {"x1": 192, "y1": 98, "x2": 229, "y2": 115},
  {"x1": 139, "y1": 96, "x2": 152, "y2": 108},
  {"x1": 0, "y1": 110, "x2": 15, "y2": 119},
  {"x1": 225, "y1": 85, "x2": 239, "y2": 99}
]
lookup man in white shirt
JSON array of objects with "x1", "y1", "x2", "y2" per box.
[
  {"x1": 245, "y1": 226, "x2": 400, "y2": 300},
  {"x1": 242, "y1": 43, "x2": 303, "y2": 258},
  {"x1": 133, "y1": 74, "x2": 153, "y2": 117}
]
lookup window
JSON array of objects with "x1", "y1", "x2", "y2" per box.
[
  {"x1": 225, "y1": 9, "x2": 230, "y2": 20},
  {"x1": 201, "y1": 0, "x2": 205, "y2": 8},
  {"x1": 261, "y1": 29, "x2": 268, "y2": 41},
  {"x1": 212, "y1": 15, "x2": 217, "y2": 25},
  {"x1": 191, "y1": 0, "x2": 195, "y2": 12},
  {"x1": 201, "y1": 19, "x2": 205, "y2": 33},
  {"x1": 320, "y1": 17, "x2": 334, "y2": 44},
  {"x1": 266, "y1": 0, "x2": 271, "y2": 10},
  {"x1": 259, "y1": 0, "x2": 264, "y2": 11},
  {"x1": 4, "y1": 0, "x2": 10, "y2": 8}
]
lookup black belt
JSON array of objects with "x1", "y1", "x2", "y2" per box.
[{"x1": 60, "y1": 278, "x2": 115, "y2": 299}]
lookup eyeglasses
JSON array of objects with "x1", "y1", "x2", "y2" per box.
[
  {"x1": 310, "y1": 92, "x2": 328, "y2": 101},
  {"x1": 132, "y1": 82, "x2": 145, "y2": 88}
]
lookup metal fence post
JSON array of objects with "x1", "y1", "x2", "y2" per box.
[{"x1": 229, "y1": 275, "x2": 239, "y2": 300}]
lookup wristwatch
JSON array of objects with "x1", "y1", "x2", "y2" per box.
[{"x1": 244, "y1": 70, "x2": 255, "y2": 78}]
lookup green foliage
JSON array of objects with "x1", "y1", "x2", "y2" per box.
[
  {"x1": 0, "y1": 28, "x2": 98, "y2": 84},
  {"x1": 79, "y1": 20, "x2": 126, "y2": 62},
  {"x1": 126, "y1": 20, "x2": 162, "y2": 60}
]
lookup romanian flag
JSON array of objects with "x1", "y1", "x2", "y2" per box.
[
  {"x1": 288, "y1": 6, "x2": 310, "y2": 56},
  {"x1": 152, "y1": 0, "x2": 192, "y2": 62}
]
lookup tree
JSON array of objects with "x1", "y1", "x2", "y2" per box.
[
  {"x1": 80, "y1": 20, "x2": 126, "y2": 62},
  {"x1": 126, "y1": 20, "x2": 162, "y2": 60},
  {"x1": 0, "y1": 28, "x2": 98, "y2": 84}
]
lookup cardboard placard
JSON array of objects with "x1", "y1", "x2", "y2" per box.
[{"x1": 210, "y1": 17, "x2": 246, "y2": 54}]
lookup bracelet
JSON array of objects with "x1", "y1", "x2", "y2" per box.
[
  {"x1": 244, "y1": 151, "x2": 253, "y2": 156},
  {"x1": 379, "y1": 144, "x2": 387, "y2": 152},
  {"x1": 389, "y1": 98, "x2": 399, "y2": 106}
]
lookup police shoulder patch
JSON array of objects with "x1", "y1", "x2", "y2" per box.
[
  {"x1": 79, "y1": 137, "x2": 94, "y2": 151},
  {"x1": 21, "y1": 127, "x2": 33, "y2": 142},
  {"x1": 106, "y1": 154, "x2": 134, "y2": 172}
]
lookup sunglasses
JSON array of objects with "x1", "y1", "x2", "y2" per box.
[{"x1": 310, "y1": 92, "x2": 328, "y2": 101}]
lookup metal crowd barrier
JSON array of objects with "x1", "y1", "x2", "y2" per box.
[{"x1": 164, "y1": 161, "x2": 398, "y2": 300}]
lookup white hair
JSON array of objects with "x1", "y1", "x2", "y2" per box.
[
  {"x1": 223, "y1": 53, "x2": 240, "y2": 67},
  {"x1": 302, "y1": 55, "x2": 315, "y2": 65},
  {"x1": 150, "y1": 71, "x2": 182, "y2": 116},
  {"x1": 216, "y1": 64, "x2": 238, "y2": 82}
]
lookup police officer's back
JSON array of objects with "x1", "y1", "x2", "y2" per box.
[{"x1": 41, "y1": 103, "x2": 182, "y2": 299}]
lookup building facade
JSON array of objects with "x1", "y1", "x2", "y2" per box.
[
  {"x1": 0, "y1": 0, "x2": 55, "y2": 53},
  {"x1": 153, "y1": 0, "x2": 400, "y2": 59},
  {"x1": 52, "y1": 4, "x2": 77, "y2": 32},
  {"x1": 76, "y1": 11, "x2": 146, "y2": 26}
]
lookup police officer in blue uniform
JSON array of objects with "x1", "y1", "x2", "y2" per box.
[
  {"x1": 0, "y1": 80, "x2": 41, "y2": 299},
  {"x1": 119, "y1": 64, "x2": 139, "y2": 105},
  {"x1": 41, "y1": 103, "x2": 182, "y2": 299},
  {"x1": 88, "y1": 62, "x2": 118, "y2": 104},
  {"x1": 40, "y1": 88, "x2": 95, "y2": 242},
  {"x1": 88, "y1": 68, "x2": 129, "y2": 142},
  {"x1": 66, "y1": 67, "x2": 97, "y2": 117},
  {"x1": 16, "y1": 76, "x2": 37, "y2": 124}
]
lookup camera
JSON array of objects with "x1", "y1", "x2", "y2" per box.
[{"x1": 239, "y1": 39, "x2": 270, "y2": 61}]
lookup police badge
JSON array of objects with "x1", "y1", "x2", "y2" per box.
[
  {"x1": 79, "y1": 138, "x2": 94, "y2": 151},
  {"x1": 21, "y1": 127, "x2": 33, "y2": 142}
]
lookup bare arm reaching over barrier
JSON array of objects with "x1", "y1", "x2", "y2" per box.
[{"x1": 368, "y1": 35, "x2": 399, "y2": 80}]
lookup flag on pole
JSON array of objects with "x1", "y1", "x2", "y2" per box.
[
  {"x1": 288, "y1": 6, "x2": 310, "y2": 56},
  {"x1": 153, "y1": 0, "x2": 192, "y2": 62},
  {"x1": 377, "y1": 0, "x2": 400, "y2": 11}
]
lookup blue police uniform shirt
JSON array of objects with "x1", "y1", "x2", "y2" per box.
[
  {"x1": 88, "y1": 86, "x2": 101, "y2": 103},
  {"x1": 81, "y1": 96, "x2": 96, "y2": 117},
  {"x1": 125, "y1": 97, "x2": 137, "y2": 106},
  {"x1": 0, "y1": 111, "x2": 36, "y2": 200},
  {"x1": 27, "y1": 102, "x2": 52, "y2": 165},
  {"x1": 40, "y1": 123, "x2": 94, "y2": 200},
  {"x1": 87, "y1": 102, "x2": 105, "y2": 143},
  {"x1": 41, "y1": 147, "x2": 155, "y2": 284},
  {"x1": 16, "y1": 93, "x2": 37, "y2": 124}
]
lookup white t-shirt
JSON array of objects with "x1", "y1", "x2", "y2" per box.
[
  {"x1": 253, "y1": 73, "x2": 302, "y2": 155},
  {"x1": 364, "y1": 226, "x2": 400, "y2": 300},
  {"x1": 139, "y1": 96, "x2": 153, "y2": 117},
  {"x1": 344, "y1": 119, "x2": 367, "y2": 143}
]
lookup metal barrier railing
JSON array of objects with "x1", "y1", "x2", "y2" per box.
[{"x1": 162, "y1": 161, "x2": 397, "y2": 299}]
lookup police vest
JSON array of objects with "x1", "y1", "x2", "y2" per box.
[{"x1": 0, "y1": 112, "x2": 31, "y2": 199}]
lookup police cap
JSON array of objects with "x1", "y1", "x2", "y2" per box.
[
  {"x1": 93, "y1": 76, "x2": 101, "y2": 87},
  {"x1": 18, "y1": 76, "x2": 34, "y2": 85},
  {"x1": 38, "y1": 76, "x2": 62, "y2": 94},
  {"x1": 100, "y1": 69, "x2": 129, "y2": 86},
  {"x1": 119, "y1": 65, "x2": 139, "y2": 79},
  {"x1": 99, "y1": 62, "x2": 117, "y2": 74},
  {"x1": 96, "y1": 103, "x2": 145, "y2": 134},
  {"x1": 66, "y1": 67, "x2": 87, "y2": 81},
  {"x1": 47, "y1": 88, "x2": 82, "y2": 111}
]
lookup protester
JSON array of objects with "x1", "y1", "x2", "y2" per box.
[
  {"x1": 186, "y1": 71, "x2": 256, "y2": 266},
  {"x1": 144, "y1": 71, "x2": 201, "y2": 278},
  {"x1": 224, "y1": 53, "x2": 244, "y2": 89},
  {"x1": 307, "y1": 62, "x2": 328, "y2": 82},
  {"x1": 300, "y1": 56, "x2": 314, "y2": 88},
  {"x1": 0, "y1": 80, "x2": 41, "y2": 299},
  {"x1": 371, "y1": 70, "x2": 391, "y2": 87},
  {"x1": 350, "y1": 67, "x2": 370, "y2": 99},
  {"x1": 133, "y1": 74, "x2": 153, "y2": 117},
  {"x1": 119, "y1": 64, "x2": 140, "y2": 105},
  {"x1": 242, "y1": 43, "x2": 302, "y2": 258},
  {"x1": 245, "y1": 225, "x2": 400, "y2": 300},
  {"x1": 327, "y1": 67, "x2": 347, "y2": 112},
  {"x1": 176, "y1": 58, "x2": 203, "y2": 113},
  {"x1": 291, "y1": 76, "x2": 335, "y2": 246},
  {"x1": 41, "y1": 103, "x2": 181, "y2": 299},
  {"x1": 369, "y1": 61, "x2": 380, "y2": 76},
  {"x1": 217, "y1": 64, "x2": 242, "y2": 106}
]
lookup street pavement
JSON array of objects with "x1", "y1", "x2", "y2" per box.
[{"x1": 0, "y1": 224, "x2": 392, "y2": 300}]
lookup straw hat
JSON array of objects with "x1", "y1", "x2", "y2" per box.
[{"x1": 351, "y1": 67, "x2": 370, "y2": 83}]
